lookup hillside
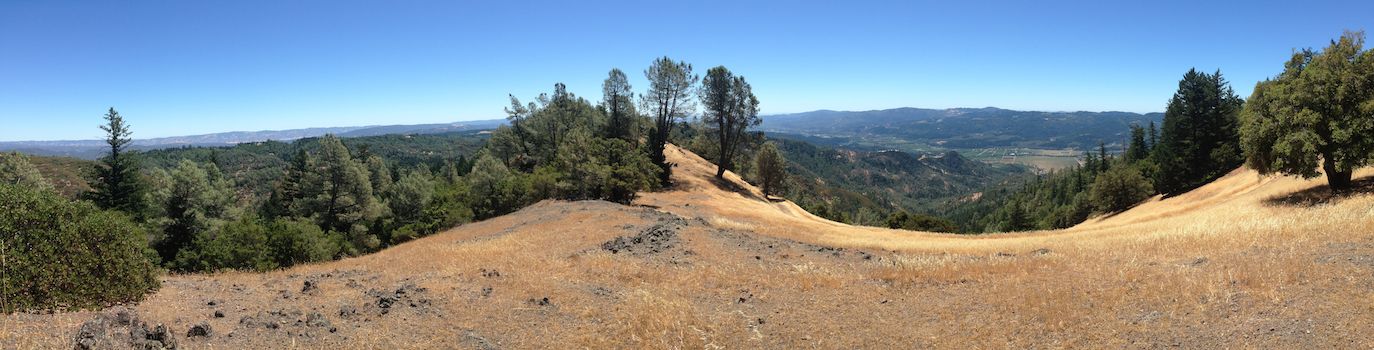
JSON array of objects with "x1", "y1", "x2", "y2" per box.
[
  {"x1": 6, "y1": 145, "x2": 1374, "y2": 348},
  {"x1": 763, "y1": 107, "x2": 1163, "y2": 150},
  {"x1": 772, "y1": 137, "x2": 1029, "y2": 221},
  {"x1": 0, "y1": 120, "x2": 504, "y2": 159}
]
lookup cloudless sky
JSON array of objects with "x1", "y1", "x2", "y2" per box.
[{"x1": 2, "y1": 0, "x2": 1371, "y2": 141}]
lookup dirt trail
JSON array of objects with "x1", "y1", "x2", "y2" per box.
[{"x1": 5, "y1": 145, "x2": 1374, "y2": 349}]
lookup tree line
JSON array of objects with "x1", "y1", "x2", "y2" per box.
[{"x1": 1, "y1": 57, "x2": 788, "y2": 311}]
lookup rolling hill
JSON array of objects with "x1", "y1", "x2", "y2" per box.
[
  {"x1": 6, "y1": 145, "x2": 1374, "y2": 348},
  {"x1": 763, "y1": 107, "x2": 1163, "y2": 151},
  {"x1": 0, "y1": 119, "x2": 505, "y2": 159}
]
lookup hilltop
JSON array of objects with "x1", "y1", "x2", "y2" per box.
[{"x1": 5, "y1": 145, "x2": 1373, "y2": 348}]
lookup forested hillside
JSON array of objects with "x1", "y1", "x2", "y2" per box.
[
  {"x1": 768, "y1": 138, "x2": 1028, "y2": 228},
  {"x1": 762, "y1": 107, "x2": 1163, "y2": 149}
]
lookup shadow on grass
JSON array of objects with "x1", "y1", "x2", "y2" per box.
[
  {"x1": 707, "y1": 175, "x2": 766, "y2": 202},
  {"x1": 1263, "y1": 175, "x2": 1374, "y2": 207}
]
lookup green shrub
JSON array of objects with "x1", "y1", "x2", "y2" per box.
[
  {"x1": 886, "y1": 211, "x2": 958, "y2": 233},
  {"x1": 0, "y1": 184, "x2": 159, "y2": 312},
  {"x1": 1089, "y1": 165, "x2": 1155, "y2": 213},
  {"x1": 174, "y1": 216, "x2": 275, "y2": 272},
  {"x1": 266, "y1": 218, "x2": 337, "y2": 267}
]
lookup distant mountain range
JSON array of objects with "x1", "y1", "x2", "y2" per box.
[
  {"x1": 761, "y1": 107, "x2": 1164, "y2": 150},
  {"x1": 0, "y1": 119, "x2": 506, "y2": 159},
  {"x1": 4, "y1": 106, "x2": 1165, "y2": 159}
]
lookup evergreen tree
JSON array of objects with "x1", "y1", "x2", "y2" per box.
[
  {"x1": 88, "y1": 108, "x2": 146, "y2": 214},
  {"x1": 1240, "y1": 31, "x2": 1374, "y2": 191},
  {"x1": 699, "y1": 66, "x2": 761, "y2": 178},
  {"x1": 1127, "y1": 125, "x2": 1150, "y2": 162},
  {"x1": 1147, "y1": 120, "x2": 1159, "y2": 150},
  {"x1": 753, "y1": 142, "x2": 787, "y2": 197},
  {"x1": 640, "y1": 57, "x2": 697, "y2": 185},
  {"x1": 601, "y1": 68, "x2": 640, "y2": 143},
  {"x1": 146, "y1": 160, "x2": 236, "y2": 267},
  {"x1": 300, "y1": 135, "x2": 378, "y2": 235},
  {"x1": 1154, "y1": 69, "x2": 1244, "y2": 194},
  {"x1": 264, "y1": 149, "x2": 311, "y2": 219},
  {"x1": 1089, "y1": 165, "x2": 1155, "y2": 213},
  {"x1": 388, "y1": 168, "x2": 436, "y2": 225},
  {"x1": 1097, "y1": 142, "x2": 1110, "y2": 173},
  {"x1": 1002, "y1": 200, "x2": 1032, "y2": 232}
]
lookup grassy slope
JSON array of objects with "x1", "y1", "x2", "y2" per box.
[{"x1": 5, "y1": 145, "x2": 1374, "y2": 348}]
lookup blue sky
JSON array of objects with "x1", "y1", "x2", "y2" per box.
[{"x1": 1, "y1": 0, "x2": 1370, "y2": 141}]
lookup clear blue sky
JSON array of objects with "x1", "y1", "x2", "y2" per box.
[{"x1": 1, "y1": 0, "x2": 1370, "y2": 141}]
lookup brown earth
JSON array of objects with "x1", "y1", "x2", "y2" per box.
[{"x1": 4, "y1": 144, "x2": 1374, "y2": 349}]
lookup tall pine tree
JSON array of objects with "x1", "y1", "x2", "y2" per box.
[
  {"x1": 1154, "y1": 69, "x2": 1244, "y2": 194},
  {"x1": 87, "y1": 108, "x2": 146, "y2": 214}
]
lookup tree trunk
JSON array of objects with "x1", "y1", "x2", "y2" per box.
[
  {"x1": 716, "y1": 164, "x2": 726, "y2": 178},
  {"x1": 1323, "y1": 157, "x2": 1353, "y2": 192}
]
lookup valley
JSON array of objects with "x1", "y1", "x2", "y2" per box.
[{"x1": 7, "y1": 145, "x2": 1373, "y2": 348}]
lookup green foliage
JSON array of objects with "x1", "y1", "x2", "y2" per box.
[
  {"x1": 0, "y1": 152, "x2": 53, "y2": 191},
  {"x1": 87, "y1": 108, "x2": 147, "y2": 214},
  {"x1": 264, "y1": 218, "x2": 337, "y2": 267},
  {"x1": 1089, "y1": 165, "x2": 1155, "y2": 213},
  {"x1": 388, "y1": 167, "x2": 436, "y2": 225},
  {"x1": 1240, "y1": 31, "x2": 1374, "y2": 190},
  {"x1": 173, "y1": 216, "x2": 276, "y2": 272},
  {"x1": 0, "y1": 184, "x2": 159, "y2": 312},
  {"x1": 885, "y1": 211, "x2": 958, "y2": 232},
  {"x1": 601, "y1": 68, "x2": 643, "y2": 143},
  {"x1": 300, "y1": 135, "x2": 380, "y2": 234},
  {"x1": 554, "y1": 131, "x2": 660, "y2": 203},
  {"x1": 1127, "y1": 124, "x2": 1150, "y2": 162},
  {"x1": 1154, "y1": 69, "x2": 1245, "y2": 194},
  {"x1": 753, "y1": 142, "x2": 787, "y2": 196},
  {"x1": 145, "y1": 160, "x2": 237, "y2": 266}
]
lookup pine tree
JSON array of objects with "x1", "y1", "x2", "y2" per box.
[
  {"x1": 601, "y1": 68, "x2": 640, "y2": 143},
  {"x1": 147, "y1": 160, "x2": 235, "y2": 266},
  {"x1": 300, "y1": 135, "x2": 378, "y2": 235},
  {"x1": 264, "y1": 149, "x2": 311, "y2": 219},
  {"x1": 700, "y1": 66, "x2": 762, "y2": 178},
  {"x1": 1127, "y1": 125, "x2": 1149, "y2": 162},
  {"x1": 1154, "y1": 69, "x2": 1244, "y2": 194},
  {"x1": 640, "y1": 57, "x2": 697, "y2": 185},
  {"x1": 87, "y1": 108, "x2": 146, "y2": 214}
]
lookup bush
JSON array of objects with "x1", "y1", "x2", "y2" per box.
[
  {"x1": 886, "y1": 211, "x2": 958, "y2": 233},
  {"x1": 174, "y1": 216, "x2": 275, "y2": 272},
  {"x1": 0, "y1": 184, "x2": 159, "y2": 312},
  {"x1": 1089, "y1": 165, "x2": 1155, "y2": 213},
  {"x1": 266, "y1": 218, "x2": 337, "y2": 267}
]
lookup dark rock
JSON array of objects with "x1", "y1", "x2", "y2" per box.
[
  {"x1": 186, "y1": 322, "x2": 212, "y2": 338},
  {"x1": 339, "y1": 305, "x2": 358, "y2": 318},
  {"x1": 72, "y1": 317, "x2": 108, "y2": 350},
  {"x1": 302, "y1": 279, "x2": 319, "y2": 294},
  {"x1": 213, "y1": 310, "x2": 225, "y2": 318},
  {"x1": 144, "y1": 323, "x2": 176, "y2": 349},
  {"x1": 601, "y1": 223, "x2": 681, "y2": 255}
]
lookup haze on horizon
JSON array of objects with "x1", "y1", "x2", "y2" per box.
[{"x1": 1, "y1": 0, "x2": 1370, "y2": 141}]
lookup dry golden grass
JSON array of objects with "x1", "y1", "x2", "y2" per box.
[{"x1": 4, "y1": 144, "x2": 1374, "y2": 349}]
